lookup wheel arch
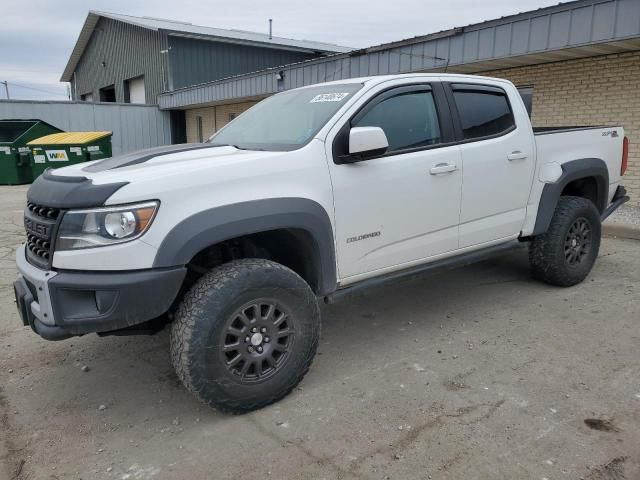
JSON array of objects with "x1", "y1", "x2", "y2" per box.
[
  {"x1": 153, "y1": 198, "x2": 337, "y2": 295},
  {"x1": 532, "y1": 158, "x2": 609, "y2": 236}
]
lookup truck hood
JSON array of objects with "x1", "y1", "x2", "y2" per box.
[
  {"x1": 48, "y1": 143, "x2": 281, "y2": 184},
  {"x1": 28, "y1": 143, "x2": 288, "y2": 209}
]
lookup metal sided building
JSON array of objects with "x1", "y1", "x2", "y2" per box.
[
  {"x1": 157, "y1": 0, "x2": 640, "y2": 204},
  {"x1": 60, "y1": 11, "x2": 350, "y2": 106}
]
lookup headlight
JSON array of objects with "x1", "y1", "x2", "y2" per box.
[{"x1": 56, "y1": 201, "x2": 159, "y2": 250}]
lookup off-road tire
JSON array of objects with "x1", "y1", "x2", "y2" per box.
[
  {"x1": 529, "y1": 196, "x2": 601, "y2": 287},
  {"x1": 170, "y1": 258, "x2": 320, "y2": 413}
]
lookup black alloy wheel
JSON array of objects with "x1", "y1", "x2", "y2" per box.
[
  {"x1": 564, "y1": 217, "x2": 592, "y2": 266},
  {"x1": 222, "y1": 300, "x2": 295, "y2": 383}
]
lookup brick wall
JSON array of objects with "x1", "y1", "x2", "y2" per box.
[
  {"x1": 481, "y1": 52, "x2": 640, "y2": 205},
  {"x1": 185, "y1": 101, "x2": 258, "y2": 143}
]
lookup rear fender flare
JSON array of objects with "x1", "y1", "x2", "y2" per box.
[{"x1": 533, "y1": 157, "x2": 609, "y2": 235}]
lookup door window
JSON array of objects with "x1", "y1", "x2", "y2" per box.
[
  {"x1": 452, "y1": 89, "x2": 515, "y2": 140},
  {"x1": 353, "y1": 91, "x2": 441, "y2": 152}
]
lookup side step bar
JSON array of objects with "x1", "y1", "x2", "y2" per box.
[
  {"x1": 324, "y1": 240, "x2": 524, "y2": 304},
  {"x1": 601, "y1": 185, "x2": 629, "y2": 221}
]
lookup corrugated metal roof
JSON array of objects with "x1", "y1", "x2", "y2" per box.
[
  {"x1": 61, "y1": 11, "x2": 352, "y2": 82},
  {"x1": 28, "y1": 131, "x2": 112, "y2": 145},
  {"x1": 158, "y1": 0, "x2": 640, "y2": 109}
]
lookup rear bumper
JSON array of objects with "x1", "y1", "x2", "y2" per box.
[
  {"x1": 601, "y1": 185, "x2": 629, "y2": 221},
  {"x1": 14, "y1": 245, "x2": 186, "y2": 341}
]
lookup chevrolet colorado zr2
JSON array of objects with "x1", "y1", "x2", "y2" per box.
[{"x1": 14, "y1": 74, "x2": 630, "y2": 412}]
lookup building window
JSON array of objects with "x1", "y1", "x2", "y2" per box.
[
  {"x1": 197, "y1": 116, "x2": 204, "y2": 143},
  {"x1": 80, "y1": 92, "x2": 93, "y2": 102},
  {"x1": 99, "y1": 85, "x2": 116, "y2": 103},
  {"x1": 452, "y1": 88, "x2": 515, "y2": 140},
  {"x1": 517, "y1": 86, "x2": 534, "y2": 118},
  {"x1": 124, "y1": 76, "x2": 146, "y2": 104}
]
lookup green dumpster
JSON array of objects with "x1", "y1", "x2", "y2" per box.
[
  {"x1": 0, "y1": 120, "x2": 62, "y2": 185},
  {"x1": 28, "y1": 131, "x2": 113, "y2": 178}
]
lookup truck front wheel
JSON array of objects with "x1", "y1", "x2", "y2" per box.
[
  {"x1": 170, "y1": 258, "x2": 320, "y2": 413},
  {"x1": 529, "y1": 196, "x2": 601, "y2": 287}
]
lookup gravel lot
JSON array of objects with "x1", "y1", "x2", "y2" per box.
[{"x1": 1, "y1": 184, "x2": 639, "y2": 480}]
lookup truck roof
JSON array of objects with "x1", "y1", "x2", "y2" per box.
[{"x1": 304, "y1": 73, "x2": 513, "y2": 88}]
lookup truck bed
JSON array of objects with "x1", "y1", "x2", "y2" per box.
[{"x1": 533, "y1": 125, "x2": 625, "y2": 204}]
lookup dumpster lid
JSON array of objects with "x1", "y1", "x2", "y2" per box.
[
  {"x1": 28, "y1": 131, "x2": 112, "y2": 146},
  {"x1": 0, "y1": 119, "x2": 60, "y2": 144}
]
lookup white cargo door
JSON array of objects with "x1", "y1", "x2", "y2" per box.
[{"x1": 128, "y1": 77, "x2": 146, "y2": 104}]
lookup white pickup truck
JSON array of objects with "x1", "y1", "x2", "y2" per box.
[{"x1": 14, "y1": 73, "x2": 629, "y2": 412}]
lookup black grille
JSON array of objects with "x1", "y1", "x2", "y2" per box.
[
  {"x1": 26, "y1": 202, "x2": 61, "y2": 221},
  {"x1": 24, "y1": 202, "x2": 61, "y2": 266}
]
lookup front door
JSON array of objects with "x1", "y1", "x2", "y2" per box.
[{"x1": 326, "y1": 83, "x2": 463, "y2": 283}]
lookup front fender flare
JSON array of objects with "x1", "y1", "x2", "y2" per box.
[{"x1": 153, "y1": 198, "x2": 337, "y2": 295}]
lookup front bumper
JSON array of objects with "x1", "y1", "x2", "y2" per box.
[{"x1": 14, "y1": 245, "x2": 186, "y2": 341}]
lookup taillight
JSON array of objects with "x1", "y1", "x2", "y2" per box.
[{"x1": 621, "y1": 136, "x2": 629, "y2": 176}]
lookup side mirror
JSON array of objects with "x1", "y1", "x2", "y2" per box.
[{"x1": 348, "y1": 127, "x2": 388, "y2": 159}]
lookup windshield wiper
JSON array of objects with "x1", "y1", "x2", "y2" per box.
[
  {"x1": 209, "y1": 143, "x2": 268, "y2": 152},
  {"x1": 209, "y1": 143, "x2": 247, "y2": 149}
]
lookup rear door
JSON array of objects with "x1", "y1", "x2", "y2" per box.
[
  {"x1": 446, "y1": 82, "x2": 535, "y2": 248},
  {"x1": 326, "y1": 81, "x2": 463, "y2": 282}
]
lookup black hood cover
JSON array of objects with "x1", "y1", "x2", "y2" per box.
[{"x1": 27, "y1": 170, "x2": 128, "y2": 209}]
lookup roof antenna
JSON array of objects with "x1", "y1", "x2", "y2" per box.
[{"x1": 269, "y1": 19, "x2": 272, "y2": 40}]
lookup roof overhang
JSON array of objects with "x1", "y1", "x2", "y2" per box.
[
  {"x1": 158, "y1": 36, "x2": 640, "y2": 110},
  {"x1": 439, "y1": 37, "x2": 640, "y2": 73}
]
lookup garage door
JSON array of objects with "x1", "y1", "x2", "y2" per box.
[{"x1": 128, "y1": 77, "x2": 146, "y2": 104}]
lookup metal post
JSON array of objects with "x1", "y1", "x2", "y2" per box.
[
  {"x1": 1, "y1": 81, "x2": 9, "y2": 100},
  {"x1": 160, "y1": 48, "x2": 171, "y2": 92}
]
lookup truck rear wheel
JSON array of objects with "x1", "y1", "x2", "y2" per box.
[
  {"x1": 170, "y1": 258, "x2": 320, "y2": 413},
  {"x1": 529, "y1": 196, "x2": 601, "y2": 287}
]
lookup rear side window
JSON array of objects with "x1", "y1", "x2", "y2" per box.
[
  {"x1": 452, "y1": 88, "x2": 515, "y2": 140},
  {"x1": 353, "y1": 91, "x2": 441, "y2": 152}
]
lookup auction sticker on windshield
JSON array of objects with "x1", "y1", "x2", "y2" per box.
[{"x1": 310, "y1": 93, "x2": 350, "y2": 103}]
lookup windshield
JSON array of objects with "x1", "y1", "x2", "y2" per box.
[{"x1": 208, "y1": 83, "x2": 364, "y2": 151}]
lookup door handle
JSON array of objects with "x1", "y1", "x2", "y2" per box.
[
  {"x1": 507, "y1": 151, "x2": 528, "y2": 161},
  {"x1": 429, "y1": 163, "x2": 457, "y2": 175}
]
